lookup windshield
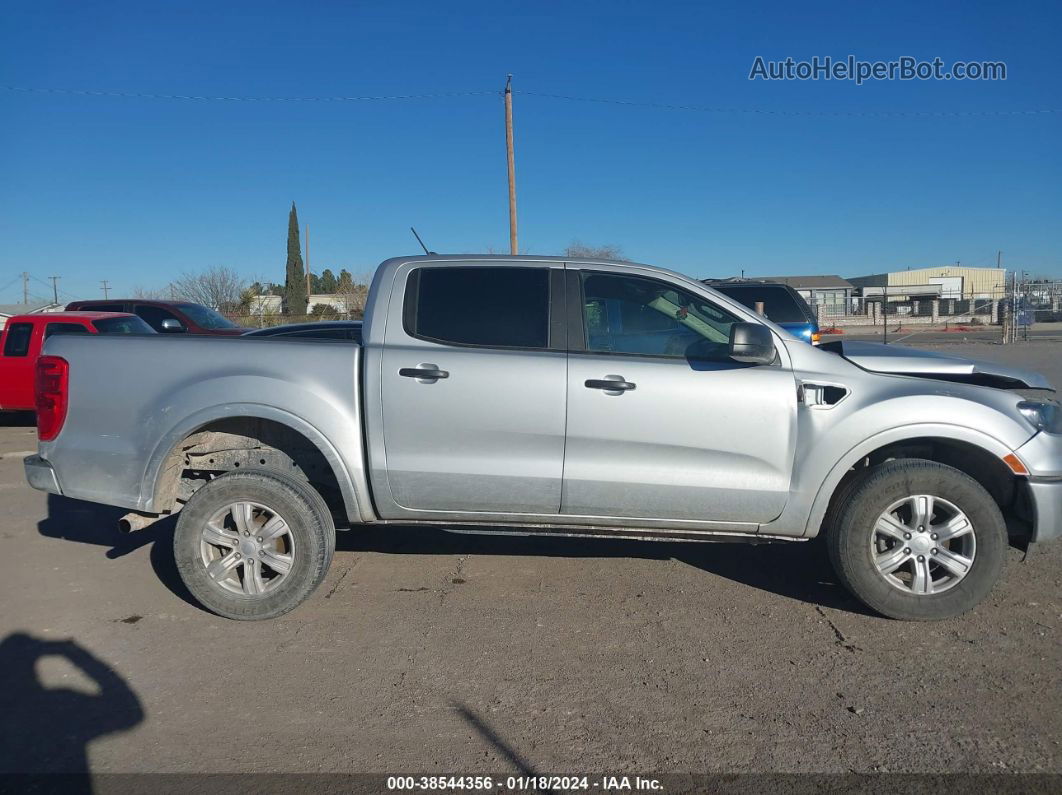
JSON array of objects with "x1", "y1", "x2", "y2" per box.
[
  {"x1": 711, "y1": 284, "x2": 812, "y2": 324},
  {"x1": 176, "y1": 304, "x2": 240, "y2": 329},
  {"x1": 93, "y1": 316, "x2": 155, "y2": 334}
]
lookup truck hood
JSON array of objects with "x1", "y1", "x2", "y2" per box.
[{"x1": 821, "y1": 340, "x2": 1053, "y2": 391}]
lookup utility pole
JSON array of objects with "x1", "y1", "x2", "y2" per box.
[
  {"x1": 22, "y1": 272, "x2": 29, "y2": 305},
  {"x1": 100, "y1": 280, "x2": 110, "y2": 299},
  {"x1": 504, "y1": 74, "x2": 518, "y2": 255},
  {"x1": 49, "y1": 276, "x2": 60, "y2": 304},
  {"x1": 305, "y1": 224, "x2": 312, "y2": 309}
]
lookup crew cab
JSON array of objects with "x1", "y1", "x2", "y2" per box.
[
  {"x1": 0, "y1": 312, "x2": 153, "y2": 411},
  {"x1": 65, "y1": 299, "x2": 245, "y2": 335},
  {"x1": 24, "y1": 256, "x2": 1062, "y2": 621}
]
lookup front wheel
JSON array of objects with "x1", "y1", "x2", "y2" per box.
[
  {"x1": 827, "y1": 459, "x2": 1007, "y2": 621},
  {"x1": 174, "y1": 470, "x2": 335, "y2": 620}
]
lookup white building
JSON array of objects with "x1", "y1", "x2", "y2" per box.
[{"x1": 0, "y1": 303, "x2": 62, "y2": 330}]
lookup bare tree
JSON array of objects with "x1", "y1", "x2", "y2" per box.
[
  {"x1": 563, "y1": 241, "x2": 629, "y2": 261},
  {"x1": 168, "y1": 266, "x2": 247, "y2": 311},
  {"x1": 131, "y1": 285, "x2": 170, "y2": 300},
  {"x1": 333, "y1": 270, "x2": 373, "y2": 318}
]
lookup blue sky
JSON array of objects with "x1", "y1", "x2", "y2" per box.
[{"x1": 1, "y1": 0, "x2": 1060, "y2": 303}]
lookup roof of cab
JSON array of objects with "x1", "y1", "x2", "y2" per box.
[
  {"x1": 6, "y1": 311, "x2": 137, "y2": 322},
  {"x1": 378, "y1": 253, "x2": 652, "y2": 268}
]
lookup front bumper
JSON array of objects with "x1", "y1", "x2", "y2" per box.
[
  {"x1": 1016, "y1": 431, "x2": 1062, "y2": 542},
  {"x1": 24, "y1": 455, "x2": 62, "y2": 496},
  {"x1": 1027, "y1": 478, "x2": 1062, "y2": 542}
]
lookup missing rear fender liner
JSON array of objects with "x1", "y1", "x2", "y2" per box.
[{"x1": 150, "y1": 416, "x2": 362, "y2": 524}]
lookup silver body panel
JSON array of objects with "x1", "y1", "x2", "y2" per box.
[
  {"x1": 828, "y1": 340, "x2": 1053, "y2": 390},
  {"x1": 29, "y1": 255, "x2": 1062, "y2": 544}
]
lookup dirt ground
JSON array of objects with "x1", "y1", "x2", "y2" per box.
[{"x1": 0, "y1": 340, "x2": 1060, "y2": 786}]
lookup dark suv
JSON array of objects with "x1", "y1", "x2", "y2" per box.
[
  {"x1": 704, "y1": 279, "x2": 821, "y2": 345},
  {"x1": 65, "y1": 299, "x2": 245, "y2": 335}
]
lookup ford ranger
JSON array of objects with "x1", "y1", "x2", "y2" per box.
[{"x1": 23, "y1": 256, "x2": 1062, "y2": 621}]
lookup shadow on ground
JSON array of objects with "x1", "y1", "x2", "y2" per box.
[
  {"x1": 38, "y1": 494, "x2": 868, "y2": 616},
  {"x1": 0, "y1": 632, "x2": 143, "y2": 783},
  {"x1": 337, "y1": 524, "x2": 869, "y2": 615},
  {"x1": 38, "y1": 494, "x2": 197, "y2": 608},
  {"x1": 454, "y1": 702, "x2": 540, "y2": 776}
]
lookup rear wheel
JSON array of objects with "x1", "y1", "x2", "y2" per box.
[
  {"x1": 827, "y1": 459, "x2": 1006, "y2": 620},
  {"x1": 174, "y1": 470, "x2": 335, "y2": 620}
]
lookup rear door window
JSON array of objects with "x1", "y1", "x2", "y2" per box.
[
  {"x1": 2, "y1": 323, "x2": 33, "y2": 356},
  {"x1": 404, "y1": 267, "x2": 550, "y2": 349}
]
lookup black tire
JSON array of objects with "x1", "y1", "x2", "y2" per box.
[
  {"x1": 174, "y1": 470, "x2": 335, "y2": 620},
  {"x1": 827, "y1": 459, "x2": 1006, "y2": 621}
]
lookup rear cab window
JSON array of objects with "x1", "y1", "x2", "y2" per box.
[
  {"x1": 45, "y1": 322, "x2": 91, "y2": 339},
  {"x1": 403, "y1": 266, "x2": 552, "y2": 349}
]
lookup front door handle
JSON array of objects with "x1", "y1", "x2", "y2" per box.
[
  {"x1": 399, "y1": 365, "x2": 449, "y2": 381},
  {"x1": 585, "y1": 376, "x2": 636, "y2": 393}
]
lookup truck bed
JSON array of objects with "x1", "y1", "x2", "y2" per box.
[{"x1": 36, "y1": 333, "x2": 369, "y2": 516}]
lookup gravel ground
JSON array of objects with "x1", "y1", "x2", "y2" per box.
[{"x1": 0, "y1": 343, "x2": 1060, "y2": 785}]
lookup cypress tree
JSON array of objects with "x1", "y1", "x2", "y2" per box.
[{"x1": 283, "y1": 202, "x2": 307, "y2": 314}]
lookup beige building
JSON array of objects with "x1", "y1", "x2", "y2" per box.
[{"x1": 849, "y1": 266, "x2": 1005, "y2": 300}]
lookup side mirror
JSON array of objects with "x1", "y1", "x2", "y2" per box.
[
  {"x1": 729, "y1": 322, "x2": 775, "y2": 365},
  {"x1": 159, "y1": 319, "x2": 186, "y2": 333}
]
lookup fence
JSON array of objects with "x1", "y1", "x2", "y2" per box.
[
  {"x1": 809, "y1": 292, "x2": 1005, "y2": 331},
  {"x1": 807, "y1": 279, "x2": 1062, "y2": 341},
  {"x1": 1018, "y1": 280, "x2": 1062, "y2": 324}
]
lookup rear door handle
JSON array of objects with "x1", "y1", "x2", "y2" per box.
[
  {"x1": 585, "y1": 377, "x2": 636, "y2": 392},
  {"x1": 399, "y1": 365, "x2": 449, "y2": 381}
]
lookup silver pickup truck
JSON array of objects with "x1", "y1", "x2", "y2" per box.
[{"x1": 24, "y1": 255, "x2": 1062, "y2": 621}]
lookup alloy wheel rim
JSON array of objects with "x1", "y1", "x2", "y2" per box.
[
  {"x1": 871, "y1": 494, "x2": 976, "y2": 596},
  {"x1": 198, "y1": 501, "x2": 296, "y2": 597}
]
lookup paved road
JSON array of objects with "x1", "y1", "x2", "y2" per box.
[{"x1": 1, "y1": 345, "x2": 1060, "y2": 781}]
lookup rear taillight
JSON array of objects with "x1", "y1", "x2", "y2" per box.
[{"x1": 35, "y1": 356, "x2": 69, "y2": 441}]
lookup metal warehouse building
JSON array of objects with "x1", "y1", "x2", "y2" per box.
[{"x1": 848, "y1": 266, "x2": 1005, "y2": 300}]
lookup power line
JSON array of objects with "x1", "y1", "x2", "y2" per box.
[
  {"x1": 515, "y1": 90, "x2": 1062, "y2": 118},
  {"x1": 3, "y1": 84, "x2": 1059, "y2": 118},
  {"x1": 0, "y1": 85, "x2": 497, "y2": 103}
]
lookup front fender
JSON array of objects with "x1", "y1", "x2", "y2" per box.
[
  {"x1": 799, "y1": 422, "x2": 1023, "y2": 538},
  {"x1": 760, "y1": 383, "x2": 1035, "y2": 538}
]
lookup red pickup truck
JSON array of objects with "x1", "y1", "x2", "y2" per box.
[{"x1": 0, "y1": 312, "x2": 153, "y2": 411}]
